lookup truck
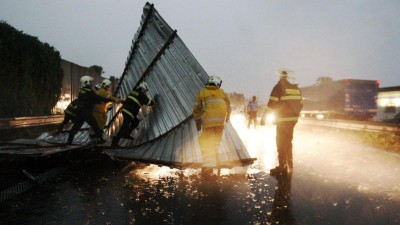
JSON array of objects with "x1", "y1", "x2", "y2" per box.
[{"x1": 300, "y1": 78, "x2": 379, "y2": 120}]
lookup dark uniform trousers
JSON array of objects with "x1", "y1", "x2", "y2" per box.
[
  {"x1": 67, "y1": 107, "x2": 103, "y2": 143},
  {"x1": 276, "y1": 121, "x2": 297, "y2": 169},
  {"x1": 115, "y1": 111, "x2": 140, "y2": 139}
]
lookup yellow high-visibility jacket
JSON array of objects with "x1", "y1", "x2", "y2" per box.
[
  {"x1": 193, "y1": 85, "x2": 231, "y2": 128},
  {"x1": 94, "y1": 88, "x2": 118, "y2": 114}
]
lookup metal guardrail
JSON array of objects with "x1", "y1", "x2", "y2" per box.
[
  {"x1": 0, "y1": 115, "x2": 64, "y2": 130},
  {"x1": 299, "y1": 118, "x2": 400, "y2": 134}
]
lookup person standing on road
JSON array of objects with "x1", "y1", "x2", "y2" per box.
[
  {"x1": 67, "y1": 75, "x2": 120, "y2": 145},
  {"x1": 193, "y1": 75, "x2": 231, "y2": 176},
  {"x1": 246, "y1": 95, "x2": 259, "y2": 128},
  {"x1": 111, "y1": 82, "x2": 159, "y2": 147},
  {"x1": 261, "y1": 70, "x2": 303, "y2": 176}
]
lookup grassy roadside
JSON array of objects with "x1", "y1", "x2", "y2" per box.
[{"x1": 298, "y1": 124, "x2": 400, "y2": 154}]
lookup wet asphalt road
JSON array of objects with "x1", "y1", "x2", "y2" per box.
[{"x1": 1, "y1": 117, "x2": 399, "y2": 225}]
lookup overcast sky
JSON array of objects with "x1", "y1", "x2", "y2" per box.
[{"x1": 1, "y1": 0, "x2": 399, "y2": 99}]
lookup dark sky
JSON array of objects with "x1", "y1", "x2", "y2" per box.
[{"x1": 1, "y1": 0, "x2": 399, "y2": 99}]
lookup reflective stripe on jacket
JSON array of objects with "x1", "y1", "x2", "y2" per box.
[
  {"x1": 122, "y1": 89, "x2": 155, "y2": 119},
  {"x1": 193, "y1": 85, "x2": 231, "y2": 128},
  {"x1": 64, "y1": 99, "x2": 78, "y2": 117},
  {"x1": 267, "y1": 79, "x2": 303, "y2": 123}
]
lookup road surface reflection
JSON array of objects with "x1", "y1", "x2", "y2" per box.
[{"x1": 0, "y1": 114, "x2": 399, "y2": 225}]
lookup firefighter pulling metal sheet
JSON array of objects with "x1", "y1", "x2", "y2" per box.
[
  {"x1": 260, "y1": 70, "x2": 303, "y2": 177},
  {"x1": 89, "y1": 79, "x2": 120, "y2": 137},
  {"x1": 111, "y1": 82, "x2": 159, "y2": 147},
  {"x1": 193, "y1": 75, "x2": 231, "y2": 176},
  {"x1": 67, "y1": 76, "x2": 121, "y2": 145}
]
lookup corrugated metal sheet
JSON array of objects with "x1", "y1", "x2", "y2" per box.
[
  {"x1": 100, "y1": 3, "x2": 255, "y2": 168},
  {"x1": 7, "y1": 3, "x2": 256, "y2": 169}
]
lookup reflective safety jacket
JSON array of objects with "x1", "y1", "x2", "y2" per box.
[
  {"x1": 64, "y1": 99, "x2": 78, "y2": 117},
  {"x1": 93, "y1": 87, "x2": 118, "y2": 114},
  {"x1": 193, "y1": 85, "x2": 231, "y2": 128},
  {"x1": 74, "y1": 87, "x2": 113, "y2": 110},
  {"x1": 266, "y1": 79, "x2": 303, "y2": 123},
  {"x1": 122, "y1": 88, "x2": 156, "y2": 119}
]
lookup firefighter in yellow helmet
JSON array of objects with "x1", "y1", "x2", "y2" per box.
[
  {"x1": 193, "y1": 75, "x2": 231, "y2": 176},
  {"x1": 89, "y1": 79, "x2": 120, "y2": 137}
]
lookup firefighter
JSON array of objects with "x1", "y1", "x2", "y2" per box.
[
  {"x1": 193, "y1": 75, "x2": 231, "y2": 176},
  {"x1": 246, "y1": 95, "x2": 259, "y2": 128},
  {"x1": 89, "y1": 79, "x2": 120, "y2": 137},
  {"x1": 67, "y1": 75, "x2": 120, "y2": 145},
  {"x1": 111, "y1": 82, "x2": 159, "y2": 147},
  {"x1": 261, "y1": 70, "x2": 303, "y2": 176},
  {"x1": 56, "y1": 98, "x2": 78, "y2": 133}
]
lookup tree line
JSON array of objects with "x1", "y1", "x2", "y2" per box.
[{"x1": 0, "y1": 21, "x2": 63, "y2": 118}]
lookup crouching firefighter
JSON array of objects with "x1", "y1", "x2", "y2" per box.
[
  {"x1": 67, "y1": 75, "x2": 120, "y2": 145},
  {"x1": 111, "y1": 82, "x2": 159, "y2": 147},
  {"x1": 192, "y1": 75, "x2": 231, "y2": 175}
]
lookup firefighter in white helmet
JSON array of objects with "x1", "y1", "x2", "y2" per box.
[
  {"x1": 67, "y1": 75, "x2": 120, "y2": 145},
  {"x1": 111, "y1": 81, "x2": 160, "y2": 147},
  {"x1": 89, "y1": 79, "x2": 121, "y2": 137},
  {"x1": 261, "y1": 69, "x2": 303, "y2": 177},
  {"x1": 193, "y1": 75, "x2": 231, "y2": 176}
]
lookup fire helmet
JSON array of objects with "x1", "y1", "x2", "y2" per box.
[
  {"x1": 207, "y1": 75, "x2": 222, "y2": 87},
  {"x1": 80, "y1": 75, "x2": 94, "y2": 88},
  {"x1": 138, "y1": 82, "x2": 149, "y2": 92},
  {"x1": 278, "y1": 69, "x2": 295, "y2": 82},
  {"x1": 101, "y1": 79, "x2": 112, "y2": 89}
]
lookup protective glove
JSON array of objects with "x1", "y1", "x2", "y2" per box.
[
  {"x1": 195, "y1": 119, "x2": 202, "y2": 131},
  {"x1": 107, "y1": 105, "x2": 113, "y2": 111},
  {"x1": 153, "y1": 94, "x2": 160, "y2": 103}
]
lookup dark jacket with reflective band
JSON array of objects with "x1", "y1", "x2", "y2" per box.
[
  {"x1": 74, "y1": 87, "x2": 113, "y2": 110},
  {"x1": 193, "y1": 85, "x2": 231, "y2": 128},
  {"x1": 266, "y1": 79, "x2": 303, "y2": 122},
  {"x1": 64, "y1": 99, "x2": 78, "y2": 116},
  {"x1": 122, "y1": 89, "x2": 155, "y2": 119}
]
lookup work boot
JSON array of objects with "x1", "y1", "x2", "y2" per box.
[
  {"x1": 123, "y1": 135, "x2": 135, "y2": 140},
  {"x1": 111, "y1": 136, "x2": 120, "y2": 147},
  {"x1": 66, "y1": 134, "x2": 73, "y2": 145},
  {"x1": 270, "y1": 166, "x2": 287, "y2": 177},
  {"x1": 97, "y1": 137, "x2": 106, "y2": 144},
  {"x1": 201, "y1": 168, "x2": 213, "y2": 177}
]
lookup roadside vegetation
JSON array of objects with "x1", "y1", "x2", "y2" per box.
[{"x1": 0, "y1": 21, "x2": 63, "y2": 117}]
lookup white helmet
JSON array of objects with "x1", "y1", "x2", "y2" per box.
[
  {"x1": 278, "y1": 69, "x2": 295, "y2": 81},
  {"x1": 101, "y1": 79, "x2": 112, "y2": 89},
  {"x1": 207, "y1": 75, "x2": 222, "y2": 87},
  {"x1": 80, "y1": 75, "x2": 94, "y2": 88},
  {"x1": 138, "y1": 82, "x2": 149, "y2": 92}
]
